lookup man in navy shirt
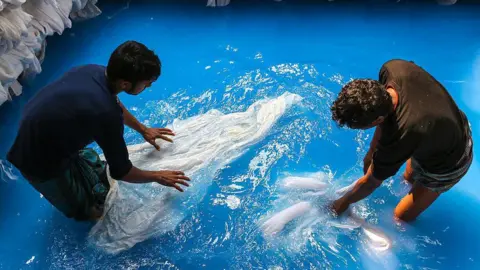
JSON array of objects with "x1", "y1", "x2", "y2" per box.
[{"x1": 7, "y1": 41, "x2": 190, "y2": 221}]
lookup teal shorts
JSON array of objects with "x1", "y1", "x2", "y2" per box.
[{"x1": 23, "y1": 148, "x2": 111, "y2": 221}]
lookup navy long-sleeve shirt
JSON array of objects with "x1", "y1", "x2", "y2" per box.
[{"x1": 7, "y1": 64, "x2": 133, "y2": 180}]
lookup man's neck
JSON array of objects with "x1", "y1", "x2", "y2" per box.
[
  {"x1": 386, "y1": 87, "x2": 399, "y2": 111},
  {"x1": 105, "y1": 71, "x2": 122, "y2": 95}
]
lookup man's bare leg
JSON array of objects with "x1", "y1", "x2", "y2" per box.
[
  {"x1": 89, "y1": 204, "x2": 105, "y2": 221},
  {"x1": 403, "y1": 158, "x2": 415, "y2": 184},
  {"x1": 394, "y1": 181, "x2": 440, "y2": 222}
]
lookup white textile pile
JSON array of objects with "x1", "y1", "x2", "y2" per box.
[
  {"x1": 0, "y1": 0, "x2": 102, "y2": 106},
  {"x1": 88, "y1": 92, "x2": 303, "y2": 254},
  {"x1": 206, "y1": 0, "x2": 231, "y2": 7}
]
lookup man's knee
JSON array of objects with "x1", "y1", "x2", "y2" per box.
[
  {"x1": 403, "y1": 159, "x2": 414, "y2": 184},
  {"x1": 393, "y1": 206, "x2": 417, "y2": 222}
]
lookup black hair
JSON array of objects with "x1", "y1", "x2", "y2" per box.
[
  {"x1": 330, "y1": 79, "x2": 394, "y2": 129},
  {"x1": 106, "y1": 40, "x2": 161, "y2": 85}
]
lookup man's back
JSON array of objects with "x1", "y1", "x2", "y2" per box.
[
  {"x1": 8, "y1": 64, "x2": 123, "y2": 178},
  {"x1": 375, "y1": 59, "x2": 468, "y2": 177}
]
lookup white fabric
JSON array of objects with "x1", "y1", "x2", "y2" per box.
[
  {"x1": 70, "y1": 0, "x2": 101, "y2": 21},
  {"x1": 0, "y1": 42, "x2": 39, "y2": 85},
  {"x1": 71, "y1": 0, "x2": 88, "y2": 12},
  {"x1": 0, "y1": 82, "x2": 8, "y2": 106},
  {"x1": 0, "y1": 39, "x2": 19, "y2": 56},
  {"x1": 0, "y1": 0, "x2": 26, "y2": 11},
  {"x1": 55, "y1": 0, "x2": 73, "y2": 30},
  {"x1": 260, "y1": 175, "x2": 392, "y2": 252},
  {"x1": 206, "y1": 0, "x2": 231, "y2": 7},
  {"x1": 261, "y1": 201, "x2": 313, "y2": 235},
  {"x1": 88, "y1": 92, "x2": 303, "y2": 254},
  {"x1": 23, "y1": 26, "x2": 44, "y2": 53},
  {"x1": 22, "y1": 0, "x2": 68, "y2": 36},
  {"x1": 8, "y1": 80, "x2": 22, "y2": 96},
  {"x1": 437, "y1": 0, "x2": 457, "y2": 5},
  {"x1": 0, "y1": 8, "x2": 33, "y2": 54}
]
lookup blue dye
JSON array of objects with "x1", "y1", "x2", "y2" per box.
[{"x1": 1, "y1": 1, "x2": 480, "y2": 269}]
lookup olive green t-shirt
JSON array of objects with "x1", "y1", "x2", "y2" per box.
[{"x1": 372, "y1": 59, "x2": 468, "y2": 181}]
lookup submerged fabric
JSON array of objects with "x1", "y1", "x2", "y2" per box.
[
  {"x1": 88, "y1": 92, "x2": 303, "y2": 254},
  {"x1": 24, "y1": 148, "x2": 110, "y2": 220},
  {"x1": 373, "y1": 59, "x2": 468, "y2": 180},
  {"x1": 7, "y1": 65, "x2": 132, "y2": 180}
]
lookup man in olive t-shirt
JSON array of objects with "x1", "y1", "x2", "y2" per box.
[{"x1": 330, "y1": 59, "x2": 473, "y2": 222}]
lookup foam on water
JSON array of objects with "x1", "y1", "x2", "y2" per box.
[{"x1": 89, "y1": 92, "x2": 303, "y2": 254}]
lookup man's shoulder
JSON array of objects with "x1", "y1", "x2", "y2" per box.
[
  {"x1": 380, "y1": 59, "x2": 415, "y2": 72},
  {"x1": 69, "y1": 64, "x2": 106, "y2": 74}
]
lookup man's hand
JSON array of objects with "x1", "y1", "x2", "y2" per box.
[
  {"x1": 142, "y1": 128, "x2": 175, "y2": 150},
  {"x1": 152, "y1": 170, "x2": 191, "y2": 192},
  {"x1": 331, "y1": 197, "x2": 350, "y2": 216}
]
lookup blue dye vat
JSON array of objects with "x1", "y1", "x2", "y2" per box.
[{"x1": 1, "y1": 1, "x2": 480, "y2": 269}]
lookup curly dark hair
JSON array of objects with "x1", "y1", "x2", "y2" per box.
[{"x1": 331, "y1": 79, "x2": 393, "y2": 129}]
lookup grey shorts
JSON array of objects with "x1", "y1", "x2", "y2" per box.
[{"x1": 411, "y1": 119, "x2": 473, "y2": 193}]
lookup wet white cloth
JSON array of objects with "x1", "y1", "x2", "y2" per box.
[
  {"x1": 206, "y1": 0, "x2": 231, "y2": 7},
  {"x1": 70, "y1": 0, "x2": 101, "y2": 21},
  {"x1": 0, "y1": 8, "x2": 33, "y2": 54},
  {"x1": 260, "y1": 175, "x2": 392, "y2": 252},
  {"x1": 88, "y1": 92, "x2": 303, "y2": 254}
]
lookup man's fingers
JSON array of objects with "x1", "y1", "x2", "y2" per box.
[
  {"x1": 150, "y1": 140, "x2": 160, "y2": 151},
  {"x1": 175, "y1": 180, "x2": 190, "y2": 187},
  {"x1": 159, "y1": 135, "x2": 174, "y2": 143},
  {"x1": 172, "y1": 184, "x2": 184, "y2": 192},
  {"x1": 155, "y1": 128, "x2": 175, "y2": 136},
  {"x1": 157, "y1": 128, "x2": 174, "y2": 133},
  {"x1": 177, "y1": 175, "x2": 190, "y2": 181}
]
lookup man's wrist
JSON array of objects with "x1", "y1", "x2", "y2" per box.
[{"x1": 138, "y1": 124, "x2": 148, "y2": 135}]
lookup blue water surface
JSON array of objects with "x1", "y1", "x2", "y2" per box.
[{"x1": 1, "y1": 1, "x2": 480, "y2": 269}]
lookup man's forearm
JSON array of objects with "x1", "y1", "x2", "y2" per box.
[
  {"x1": 118, "y1": 101, "x2": 147, "y2": 134},
  {"x1": 120, "y1": 166, "x2": 154, "y2": 184},
  {"x1": 334, "y1": 168, "x2": 382, "y2": 214},
  {"x1": 342, "y1": 174, "x2": 380, "y2": 205}
]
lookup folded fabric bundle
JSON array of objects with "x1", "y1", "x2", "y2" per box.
[
  {"x1": 22, "y1": 0, "x2": 69, "y2": 36},
  {"x1": 70, "y1": 0, "x2": 101, "y2": 21},
  {"x1": 71, "y1": 0, "x2": 89, "y2": 13},
  {"x1": 0, "y1": 0, "x2": 26, "y2": 12},
  {"x1": 0, "y1": 39, "x2": 20, "y2": 56},
  {"x1": 19, "y1": 28, "x2": 47, "y2": 82},
  {"x1": 0, "y1": 7, "x2": 33, "y2": 50},
  {"x1": 0, "y1": 82, "x2": 8, "y2": 106},
  {"x1": 0, "y1": 42, "x2": 40, "y2": 88},
  {"x1": 206, "y1": 0, "x2": 231, "y2": 7},
  {"x1": 22, "y1": 26, "x2": 44, "y2": 53},
  {"x1": 55, "y1": 0, "x2": 73, "y2": 30}
]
